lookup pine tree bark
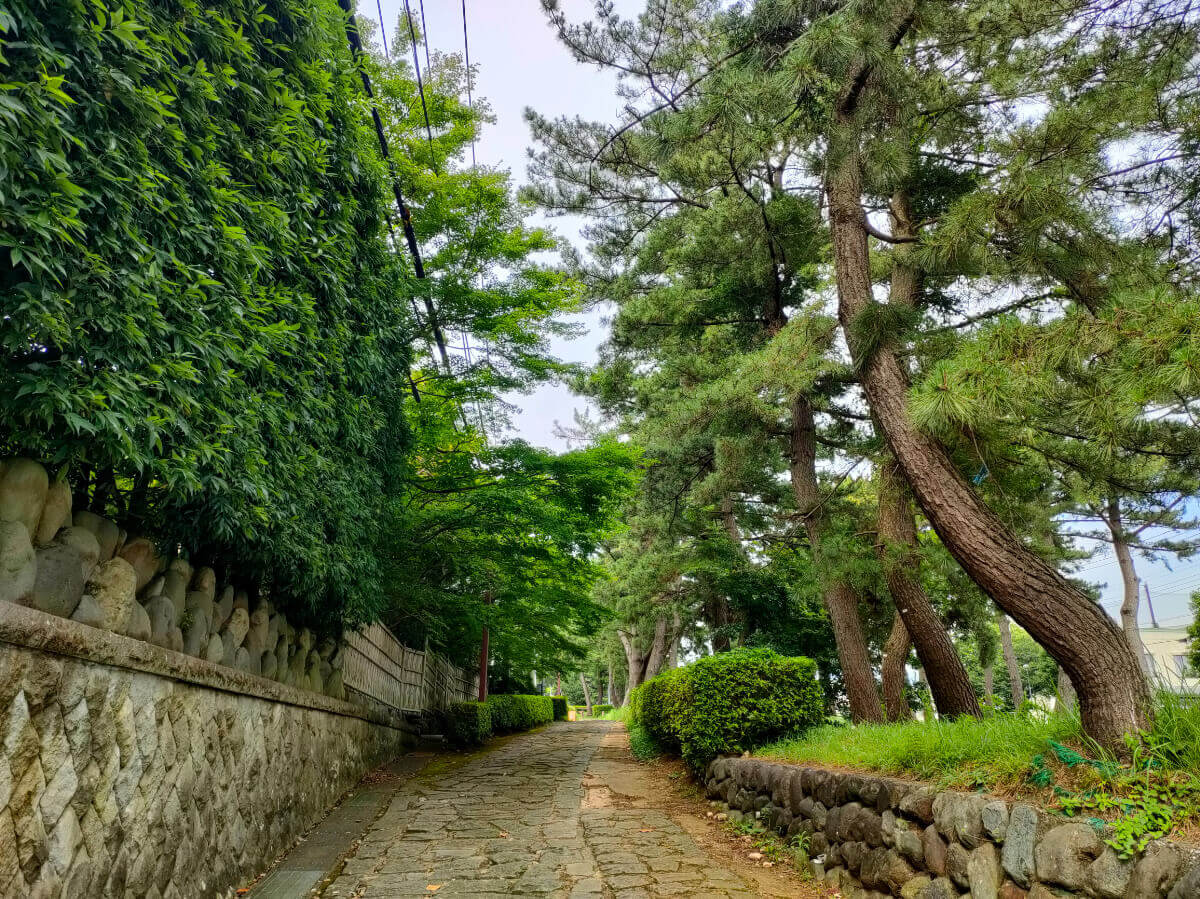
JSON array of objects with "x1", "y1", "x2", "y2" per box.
[
  {"x1": 881, "y1": 612, "x2": 913, "y2": 721},
  {"x1": 791, "y1": 395, "x2": 884, "y2": 723},
  {"x1": 641, "y1": 615, "x2": 671, "y2": 685},
  {"x1": 619, "y1": 629, "x2": 646, "y2": 705},
  {"x1": 825, "y1": 127, "x2": 1150, "y2": 750},
  {"x1": 1058, "y1": 667, "x2": 1078, "y2": 712},
  {"x1": 1106, "y1": 497, "x2": 1152, "y2": 675},
  {"x1": 877, "y1": 460, "x2": 981, "y2": 718},
  {"x1": 997, "y1": 612, "x2": 1025, "y2": 709},
  {"x1": 580, "y1": 672, "x2": 593, "y2": 716}
]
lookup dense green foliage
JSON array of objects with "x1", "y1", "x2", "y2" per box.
[
  {"x1": 531, "y1": 0, "x2": 1200, "y2": 747},
  {"x1": 1, "y1": 1, "x2": 636, "y2": 660},
  {"x1": 631, "y1": 648, "x2": 824, "y2": 770},
  {"x1": 446, "y1": 701, "x2": 492, "y2": 747},
  {"x1": 1, "y1": 0, "x2": 416, "y2": 626},
  {"x1": 485, "y1": 694, "x2": 554, "y2": 733},
  {"x1": 550, "y1": 696, "x2": 569, "y2": 721}
]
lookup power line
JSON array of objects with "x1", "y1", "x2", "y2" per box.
[
  {"x1": 461, "y1": 0, "x2": 476, "y2": 167},
  {"x1": 418, "y1": 0, "x2": 432, "y2": 73},
  {"x1": 402, "y1": 0, "x2": 439, "y2": 175},
  {"x1": 373, "y1": 0, "x2": 391, "y2": 60},
  {"x1": 335, "y1": 0, "x2": 425, "y2": 280}
]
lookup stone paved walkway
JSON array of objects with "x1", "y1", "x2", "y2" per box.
[{"x1": 318, "y1": 719, "x2": 762, "y2": 898}]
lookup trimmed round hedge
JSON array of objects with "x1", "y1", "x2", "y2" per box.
[{"x1": 630, "y1": 648, "x2": 823, "y2": 770}]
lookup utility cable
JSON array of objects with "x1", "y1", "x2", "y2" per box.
[{"x1": 402, "y1": 0, "x2": 439, "y2": 175}]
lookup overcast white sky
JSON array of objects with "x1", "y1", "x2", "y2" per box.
[{"x1": 373, "y1": 0, "x2": 1200, "y2": 629}]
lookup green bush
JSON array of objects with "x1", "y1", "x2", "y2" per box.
[
  {"x1": 486, "y1": 694, "x2": 554, "y2": 733},
  {"x1": 551, "y1": 696, "x2": 569, "y2": 721},
  {"x1": 0, "y1": 0, "x2": 410, "y2": 628},
  {"x1": 591, "y1": 704, "x2": 614, "y2": 716},
  {"x1": 446, "y1": 702, "x2": 492, "y2": 747},
  {"x1": 630, "y1": 648, "x2": 824, "y2": 770}
]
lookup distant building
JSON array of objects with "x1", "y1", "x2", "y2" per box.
[{"x1": 1142, "y1": 627, "x2": 1200, "y2": 693}]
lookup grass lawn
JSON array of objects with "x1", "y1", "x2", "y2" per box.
[{"x1": 754, "y1": 692, "x2": 1200, "y2": 856}]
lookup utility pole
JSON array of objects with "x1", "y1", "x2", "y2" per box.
[
  {"x1": 477, "y1": 592, "x2": 493, "y2": 702},
  {"x1": 1143, "y1": 582, "x2": 1160, "y2": 629}
]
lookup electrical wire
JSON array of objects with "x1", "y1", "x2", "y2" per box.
[
  {"x1": 402, "y1": 0, "x2": 439, "y2": 175},
  {"x1": 461, "y1": 0, "x2": 476, "y2": 167}
]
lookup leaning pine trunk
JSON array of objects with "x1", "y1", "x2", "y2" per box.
[
  {"x1": 997, "y1": 612, "x2": 1025, "y2": 709},
  {"x1": 580, "y1": 672, "x2": 593, "y2": 716},
  {"x1": 1107, "y1": 497, "x2": 1152, "y2": 675},
  {"x1": 877, "y1": 460, "x2": 981, "y2": 718},
  {"x1": 791, "y1": 395, "x2": 885, "y2": 723},
  {"x1": 825, "y1": 140, "x2": 1150, "y2": 752},
  {"x1": 881, "y1": 612, "x2": 913, "y2": 722}
]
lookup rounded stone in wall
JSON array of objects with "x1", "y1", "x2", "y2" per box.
[
  {"x1": 0, "y1": 458, "x2": 49, "y2": 536},
  {"x1": 86, "y1": 557, "x2": 138, "y2": 632},
  {"x1": 34, "y1": 480, "x2": 72, "y2": 546},
  {"x1": 124, "y1": 599, "x2": 152, "y2": 641},
  {"x1": 72, "y1": 510, "x2": 122, "y2": 562},
  {"x1": 145, "y1": 595, "x2": 177, "y2": 648},
  {"x1": 0, "y1": 518, "x2": 37, "y2": 605},
  {"x1": 28, "y1": 537, "x2": 92, "y2": 618},
  {"x1": 70, "y1": 594, "x2": 105, "y2": 628},
  {"x1": 119, "y1": 538, "x2": 162, "y2": 592}
]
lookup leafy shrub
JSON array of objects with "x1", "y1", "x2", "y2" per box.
[
  {"x1": 446, "y1": 702, "x2": 492, "y2": 747},
  {"x1": 0, "y1": 0, "x2": 409, "y2": 627},
  {"x1": 591, "y1": 704, "x2": 613, "y2": 716},
  {"x1": 486, "y1": 694, "x2": 554, "y2": 733},
  {"x1": 551, "y1": 696, "x2": 569, "y2": 720},
  {"x1": 631, "y1": 648, "x2": 823, "y2": 770}
]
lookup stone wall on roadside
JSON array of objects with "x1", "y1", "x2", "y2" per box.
[
  {"x1": 0, "y1": 603, "x2": 414, "y2": 898},
  {"x1": 0, "y1": 458, "x2": 346, "y2": 700},
  {"x1": 704, "y1": 756, "x2": 1200, "y2": 899}
]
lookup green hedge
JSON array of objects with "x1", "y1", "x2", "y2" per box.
[
  {"x1": 446, "y1": 702, "x2": 492, "y2": 747},
  {"x1": 592, "y1": 704, "x2": 614, "y2": 716},
  {"x1": 551, "y1": 696, "x2": 569, "y2": 720},
  {"x1": 486, "y1": 694, "x2": 554, "y2": 733},
  {"x1": 630, "y1": 648, "x2": 823, "y2": 770},
  {"x1": 0, "y1": 0, "x2": 410, "y2": 627}
]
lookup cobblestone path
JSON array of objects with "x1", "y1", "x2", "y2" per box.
[{"x1": 319, "y1": 719, "x2": 761, "y2": 898}]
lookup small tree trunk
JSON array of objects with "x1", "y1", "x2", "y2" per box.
[
  {"x1": 619, "y1": 630, "x2": 645, "y2": 705},
  {"x1": 580, "y1": 672, "x2": 593, "y2": 716},
  {"x1": 477, "y1": 625, "x2": 489, "y2": 702},
  {"x1": 606, "y1": 662, "x2": 614, "y2": 705},
  {"x1": 667, "y1": 610, "x2": 682, "y2": 669},
  {"x1": 791, "y1": 395, "x2": 884, "y2": 723},
  {"x1": 825, "y1": 141, "x2": 1150, "y2": 751},
  {"x1": 983, "y1": 665, "x2": 994, "y2": 700},
  {"x1": 1107, "y1": 497, "x2": 1152, "y2": 675},
  {"x1": 1058, "y1": 667, "x2": 1078, "y2": 713},
  {"x1": 643, "y1": 616, "x2": 670, "y2": 683},
  {"x1": 997, "y1": 613, "x2": 1025, "y2": 709},
  {"x1": 881, "y1": 612, "x2": 913, "y2": 722},
  {"x1": 877, "y1": 459, "x2": 981, "y2": 718}
]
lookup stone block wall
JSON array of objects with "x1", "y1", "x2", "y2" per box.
[
  {"x1": 0, "y1": 458, "x2": 346, "y2": 700},
  {"x1": 704, "y1": 756, "x2": 1200, "y2": 898},
  {"x1": 0, "y1": 603, "x2": 414, "y2": 897}
]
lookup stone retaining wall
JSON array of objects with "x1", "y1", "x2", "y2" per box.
[
  {"x1": 0, "y1": 604, "x2": 414, "y2": 897},
  {"x1": 0, "y1": 458, "x2": 346, "y2": 699},
  {"x1": 704, "y1": 756, "x2": 1200, "y2": 898}
]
